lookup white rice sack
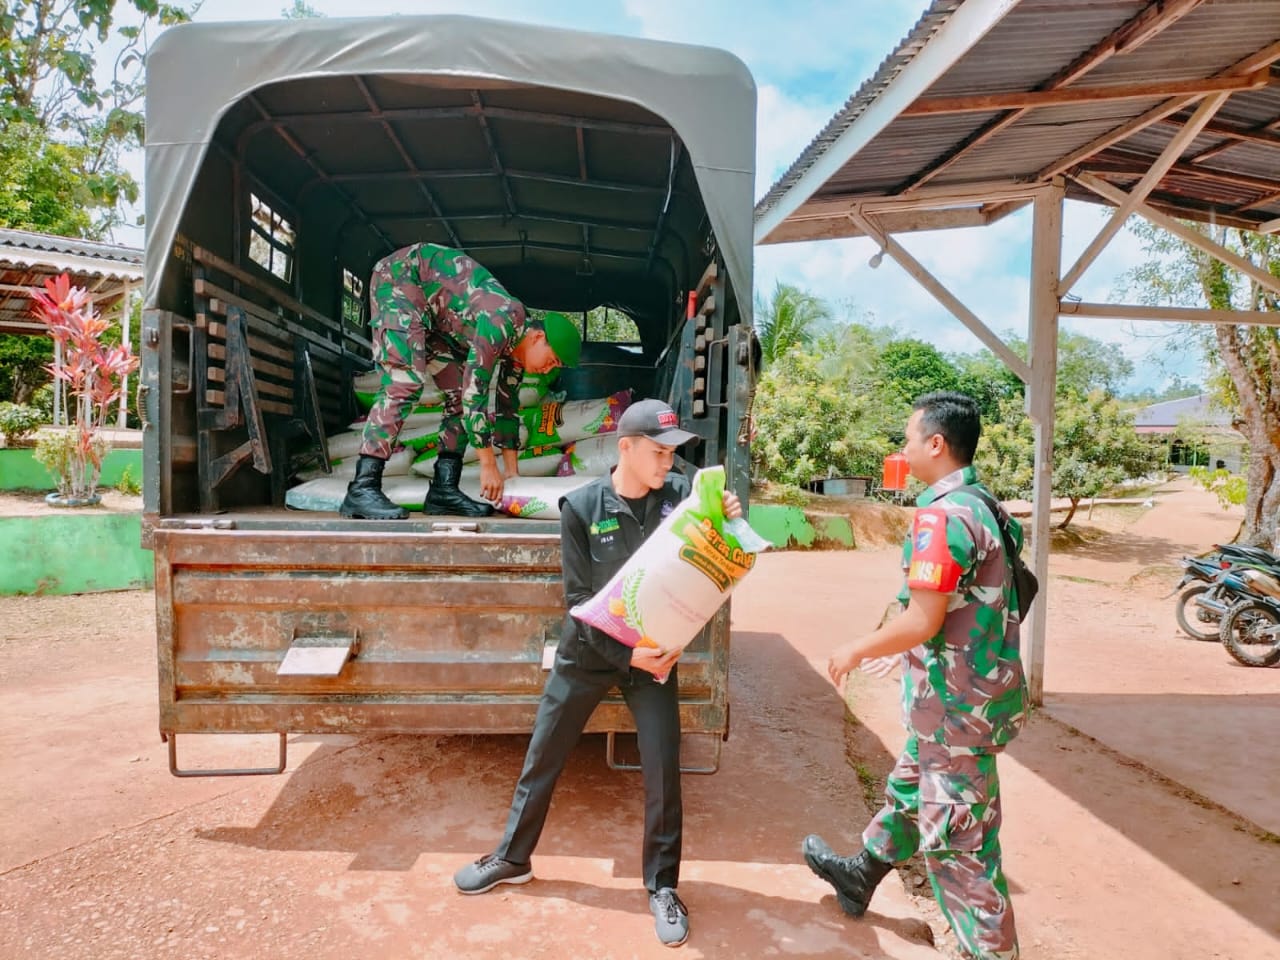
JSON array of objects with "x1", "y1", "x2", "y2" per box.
[
  {"x1": 493, "y1": 475, "x2": 594, "y2": 520},
  {"x1": 286, "y1": 475, "x2": 431, "y2": 512},
  {"x1": 570, "y1": 466, "x2": 770, "y2": 654},
  {"x1": 556, "y1": 434, "x2": 619, "y2": 477},
  {"x1": 521, "y1": 390, "x2": 632, "y2": 448},
  {"x1": 296, "y1": 447, "x2": 415, "y2": 482},
  {"x1": 348, "y1": 407, "x2": 444, "y2": 434},
  {"x1": 409, "y1": 446, "x2": 565, "y2": 478},
  {"x1": 354, "y1": 370, "x2": 558, "y2": 412}
]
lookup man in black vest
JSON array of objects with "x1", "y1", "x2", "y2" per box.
[{"x1": 453, "y1": 398, "x2": 742, "y2": 949}]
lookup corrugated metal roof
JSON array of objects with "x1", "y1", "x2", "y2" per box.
[
  {"x1": 757, "y1": 0, "x2": 1280, "y2": 241},
  {"x1": 0, "y1": 229, "x2": 143, "y2": 336},
  {"x1": 1134, "y1": 393, "x2": 1235, "y2": 428}
]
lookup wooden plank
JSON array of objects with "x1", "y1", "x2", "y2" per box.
[
  {"x1": 208, "y1": 342, "x2": 294, "y2": 381},
  {"x1": 191, "y1": 244, "x2": 338, "y2": 333},
  {"x1": 904, "y1": 70, "x2": 1269, "y2": 117},
  {"x1": 206, "y1": 389, "x2": 292, "y2": 417},
  {"x1": 208, "y1": 365, "x2": 294, "y2": 401},
  {"x1": 206, "y1": 320, "x2": 294, "y2": 363},
  {"x1": 195, "y1": 279, "x2": 342, "y2": 357}
]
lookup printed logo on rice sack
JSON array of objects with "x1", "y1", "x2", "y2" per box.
[
  {"x1": 538, "y1": 401, "x2": 565, "y2": 436},
  {"x1": 674, "y1": 516, "x2": 756, "y2": 592}
]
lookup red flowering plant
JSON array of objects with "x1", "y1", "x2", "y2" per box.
[{"x1": 30, "y1": 274, "x2": 140, "y2": 505}]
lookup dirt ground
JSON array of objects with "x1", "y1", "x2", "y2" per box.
[
  {"x1": 0, "y1": 487, "x2": 143, "y2": 517},
  {"x1": 2, "y1": 478, "x2": 1278, "y2": 959}
]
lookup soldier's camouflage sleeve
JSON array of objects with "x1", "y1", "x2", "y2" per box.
[
  {"x1": 491, "y1": 357, "x2": 523, "y2": 449},
  {"x1": 460, "y1": 311, "x2": 520, "y2": 450}
]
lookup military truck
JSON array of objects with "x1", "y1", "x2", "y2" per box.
[{"x1": 139, "y1": 16, "x2": 757, "y2": 776}]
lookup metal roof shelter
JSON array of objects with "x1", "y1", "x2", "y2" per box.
[
  {"x1": 0, "y1": 228, "x2": 144, "y2": 426},
  {"x1": 755, "y1": 0, "x2": 1280, "y2": 703}
]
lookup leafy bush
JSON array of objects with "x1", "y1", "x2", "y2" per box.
[
  {"x1": 1188, "y1": 466, "x2": 1247, "y2": 510},
  {"x1": 115, "y1": 463, "x2": 142, "y2": 496},
  {"x1": 0, "y1": 401, "x2": 44, "y2": 446},
  {"x1": 753, "y1": 347, "x2": 896, "y2": 486}
]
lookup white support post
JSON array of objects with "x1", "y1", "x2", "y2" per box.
[
  {"x1": 1024, "y1": 181, "x2": 1064, "y2": 707},
  {"x1": 53, "y1": 340, "x2": 63, "y2": 427},
  {"x1": 1058, "y1": 90, "x2": 1229, "y2": 295},
  {"x1": 118, "y1": 284, "x2": 135, "y2": 429},
  {"x1": 847, "y1": 208, "x2": 1032, "y2": 383}
]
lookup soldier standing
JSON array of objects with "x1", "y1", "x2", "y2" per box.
[
  {"x1": 803, "y1": 391, "x2": 1028, "y2": 960},
  {"x1": 340, "y1": 242, "x2": 582, "y2": 520}
]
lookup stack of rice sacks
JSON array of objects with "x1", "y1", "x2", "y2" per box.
[{"x1": 285, "y1": 369, "x2": 632, "y2": 519}]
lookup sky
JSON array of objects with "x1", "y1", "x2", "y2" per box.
[{"x1": 111, "y1": 0, "x2": 1202, "y2": 393}]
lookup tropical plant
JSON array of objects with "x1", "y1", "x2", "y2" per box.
[
  {"x1": 28, "y1": 274, "x2": 138, "y2": 504},
  {"x1": 0, "y1": 401, "x2": 43, "y2": 446},
  {"x1": 753, "y1": 282, "x2": 832, "y2": 367}
]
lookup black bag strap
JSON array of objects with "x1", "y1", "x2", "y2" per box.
[{"x1": 945, "y1": 483, "x2": 1023, "y2": 567}]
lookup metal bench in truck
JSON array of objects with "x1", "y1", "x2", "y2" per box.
[{"x1": 139, "y1": 15, "x2": 758, "y2": 776}]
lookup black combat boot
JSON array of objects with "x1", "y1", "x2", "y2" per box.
[
  {"x1": 802, "y1": 834, "x2": 894, "y2": 917},
  {"x1": 423, "y1": 451, "x2": 494, "y2": 517},
  {"x1": 339, "y1": 454, "x2": 409, "y2": 520}
]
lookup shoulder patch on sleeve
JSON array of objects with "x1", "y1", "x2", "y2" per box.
[{"x1": 906, "y1": 507, "x2": 963, "y2": 593}]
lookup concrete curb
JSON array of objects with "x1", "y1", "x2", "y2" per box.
[{"x1": 0, "y1": 513, "x2": 153, "y2": 595}]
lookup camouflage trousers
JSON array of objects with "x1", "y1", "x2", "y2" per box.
[
  {"x1": 359, "y1": 287, "x2": 468, "y2": 460},
  {"x1": 863, "y1": 735, "x2": 1018, "y2": 960}
]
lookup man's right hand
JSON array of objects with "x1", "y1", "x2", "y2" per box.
[
  {"x1": 631, "y1": 644, "x2": 680, "y2": 677},
  {"x1": 478, "y1": 459, "x2": 505, "y2": 501}
]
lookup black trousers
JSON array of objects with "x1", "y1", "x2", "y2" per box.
[{"x1": 495, "y1": 654, "x2": 683, "y2": 891}]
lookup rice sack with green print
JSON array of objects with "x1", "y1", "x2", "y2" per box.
[
  {"x1": 493, "y1": 475, "x2": 594, "y2": 520},
  {"x1": 570, "y1": 465, "x2": 770, "y2": 654},
  {"x1": 520, "y1": 390, "x2": 632, "y2": 448},
  {"x1": 352, "y1": 368, "x2": 558, "y2": 412}
]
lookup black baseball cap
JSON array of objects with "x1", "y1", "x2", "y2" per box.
[{"x1": 617, "y1": 398, "x2": 697, "y2": 446}]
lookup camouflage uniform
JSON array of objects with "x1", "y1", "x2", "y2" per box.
[
  {"x1": 863, "y1": 464, "x2": 1028, "y2": 960},
  {"x1": 360, "y1": 243, "x2": 526, "y2": 460}
]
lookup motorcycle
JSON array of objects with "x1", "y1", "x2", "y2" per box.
[
  {"x1": 1218, "y1": 581, "x2": 1280, "y2": 668},
  {"x1": 1172, "y1": 556, "x2": 1232, "y2": 641},
  {"x1": 1171, "y1": 544, "x2": 1280, "y2": 642}
]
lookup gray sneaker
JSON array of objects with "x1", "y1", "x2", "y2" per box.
[
  {"x1": 453, "y1": 854, "x2": 533, "y2": 894},
  {"x1": 649, "y1": 887, "x2": 689, "y2": 947}
]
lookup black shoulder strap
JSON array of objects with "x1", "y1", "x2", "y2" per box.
[{"x1": 946, "y1": 484, "x2": 1022, "y2": 564}]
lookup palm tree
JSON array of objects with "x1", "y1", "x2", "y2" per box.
[{"x1": 753, "y1": 282, "x2": 832, "y2": 367}]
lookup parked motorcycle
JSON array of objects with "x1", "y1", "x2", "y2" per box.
[
  {"x1": 1173, "y1": 556, "x2": 1232, "y2": 641},
  {"x1": 1218, "y1": 588, "x2": 1280, "y2": 668},
  {"x1": 1171, "y1": 544, "x2": 1280, "y2": 642}
]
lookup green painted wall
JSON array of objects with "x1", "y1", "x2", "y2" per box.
[
  {"x1": 749, "y1": 504, "x2": 855, "y2": 550},
  {"x1": 0, "y1": 513, "x2": 153, "y2": 595},
  {"x1": 0, "y1": 448, "x2": 142, "y2": 491}
]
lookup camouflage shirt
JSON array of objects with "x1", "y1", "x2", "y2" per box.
[
  {"x1": 371, "y1": 243, "x2": 527, "y2": 449},
  {"x1": 895, "y1": 465, "x2": 1028, "y2": 751}
]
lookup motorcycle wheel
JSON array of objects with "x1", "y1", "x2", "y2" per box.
[
  {"x1": 1174, "y1": 584, "x2": 1219, "y2": 641},
  {"x1": 1218, "y1": 600, "x2": 1280, "y2": 667}
]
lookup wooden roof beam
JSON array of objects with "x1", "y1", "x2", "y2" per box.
[
  {"x1": 1060, "y1": 91, "x2": 1230, "y2": 295},
  {"x1": 903, "y1": 69, "x2": 1268, "y2": 116},
  {"x1": 1036, "y1": 38, "x2": 1280, "y2": 180},
  {"x1": 903, "y1": 0, "x2": 1206, "y2": 192}
]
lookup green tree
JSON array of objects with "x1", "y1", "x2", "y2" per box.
[
  {"x1": 1056, "y1": 331, "x2": 1133, "y2": 398},
  {"x1": 976, "y1": 391, "x2": 1157, "y2": 529},
  {"x1": 752, "y1": 347, "x2": 895, "y2": 486},
  {"x1": 584, "y1": 306, "x2": 640, "y2": 343},
  {"x1": 0, "y1": 0, "x2": 193, "y2": 237},
  {"x1": 876, "y1": 337, "x2": 960, "y2": 405},
  {"x1": 0, "y1": 122, "x2": 97, "y2": 235},
  {"x1": 753, "y1": 282, "x2": 831, "y2": 367},
  {"x1": 953, "y1": 348, "x2": 1025, "y2": 421},
  {"x1": 1122, "y1": 221, "x2": 1279, "y2": 545}
]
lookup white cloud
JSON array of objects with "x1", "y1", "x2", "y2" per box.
[{"x1": 754, "y1": 83, "x2": 840, "y2": 201}]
